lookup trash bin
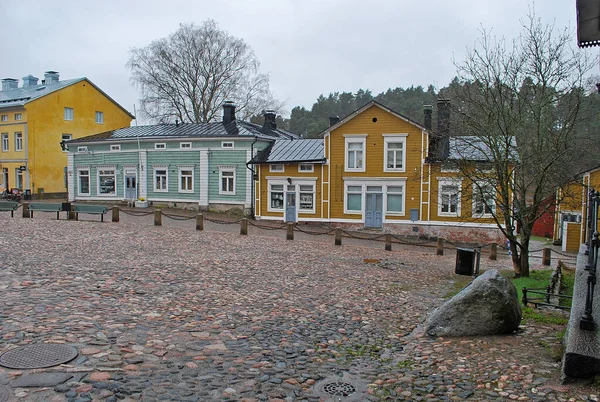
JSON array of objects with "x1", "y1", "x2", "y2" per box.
[
  {"x1": 24, "y1": 189, "x2": 31, "y2": 200},
  {"x1": 455, "y1": 247, "x2": 481, "y2": 276}
]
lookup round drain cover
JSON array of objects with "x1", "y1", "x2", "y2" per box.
[
  {"x1": 0, "y1": 386, "x2": 10, "y2": 402},
  {"x1": 0, "y1": 344, "x2": 78, "y2": 369},
  {"x1": 323, "y1": 381, "x2": 356, "y2": 396}
]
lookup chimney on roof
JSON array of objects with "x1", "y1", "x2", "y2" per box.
[
  {"x1": 436, "y1": 98, "x2": 451, "y2": 159},
  {"x1": 329, "y1": 116, "x2": 340, "y2": 127},
  {"x1": 263, "y1": 110, "x2": 277, "y2": 129},
  {"x1": 22, "y1": 74, "x2": 39, "y2": 88},
  {"x1": 222, "y1": 101, "x2": 236, "y2": 124},
  {"x1": 44, "y1": 71, "x2": 60, "y2": 84},
  {"x1": 423, "y1": 105, "x2": 432, "y2": 130},
  {"x1": 1, "y1": 78, "x2": 19, "y2": 91}
]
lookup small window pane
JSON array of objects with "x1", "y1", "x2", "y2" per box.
[{"x1": 347, "y1": 193, "x2": 361, "y2": 211}]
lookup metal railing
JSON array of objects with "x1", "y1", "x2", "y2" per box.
[
  {"x1": 581, "y1": 189, "x2": 599, "y2": 331},
  {"x1": 522, "y1": 286, "x2": 573, "y2": 310}
]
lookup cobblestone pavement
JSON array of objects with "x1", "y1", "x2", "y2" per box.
[{"x1": 0, "y1": 210, "x2": 596, "y2": 401}]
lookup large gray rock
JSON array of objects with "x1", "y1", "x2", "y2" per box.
[{"x1": 426, "y1": 269, "x2": 522, "y2": 337}]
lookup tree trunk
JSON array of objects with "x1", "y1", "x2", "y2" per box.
[{"x1": 519, "y1": 234, "x2": 531, "y2": 277}]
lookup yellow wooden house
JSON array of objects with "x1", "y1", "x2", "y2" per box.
[
  {"x1": 250, "y1": 101, "x2": 504, "y2": 241},
  {"x1": 0, "y1": 71, "x2": 133, "y2": 196}
]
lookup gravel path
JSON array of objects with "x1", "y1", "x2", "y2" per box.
[{"x1": 0, "y1": 211, "x2": 595, "y2": 401}]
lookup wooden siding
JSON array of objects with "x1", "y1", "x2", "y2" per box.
[
  {"x1": 73, "y1": 151, "x2": 139, "y2": 198},
  {"x1": 147, "y1": 151, "x2": 200, "y2": 201},
  {"x1": 208, "y1": 150, "x2": 248, "y2": 203},
  {"x1": 565, "y1": 222, "x2": 581, "y2": 252}
]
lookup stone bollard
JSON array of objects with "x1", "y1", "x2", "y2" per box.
[
  {"x1": 154, "y1": 210, "x2": 162, "y2": 226},
  {"x1": 287, "y1": 223, "x2": 294, "y2": 240},
  {"x1": 436, "y1": 238, "x2": 444, "y2": 256},
  {"x1": 22, "y1": 202, "x2": 30, "y2": 218},
  {"x1": 335, "y1": 228, "x2": 342, "y2": 246},
  {"x1": 112, "y1": 207, "x2": 120, "y2": 223},
  {"x1": 385, "y1": 234, "x2": 392, "y2": 251},
  {"x1": 542, "y1": 248, "x2": 551, "y2": 266},
  {"x1": 196, "y1": 214, "x2": 204, "y2": 231},
  {"x1": 69, "y1": 206, "x2": 76, "y2": 221},
  {"x1": 489, "y1": 243, "x2": 497, "y2": 260},
  {"x1": 240, "y1": 218, "x2": 248, "y2": 235}
]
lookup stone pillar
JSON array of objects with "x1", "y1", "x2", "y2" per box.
[
  {"x1": 436, "y1": 238, "x2": 444, "y2": 256},
  {"x1": 286, "y1": 223, "x2": 294, "y2": 240},
  {"x1": 196, "y1": 214, "x2": 204, "y2": 231},
  {"x1": 112, "y1": 207, "x2": 120, "y2": 223},
  {"x1": 335, "y1": 228, "x2": 342, "y2": 246},
  {"x1": 154, "y1": 210, "x2": 162, "y2": 226},
  {"x1": 240, "y1": 218, "x2": 248, "y2": 235},
  {"x1": 22, "y1": 202, "x2": 30, "y2": 218},
  {"x1": 490, "y1": 243, "x2": 497, "y2": 260}
]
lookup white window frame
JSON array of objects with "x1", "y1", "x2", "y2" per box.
[
  {"x1": 64, "y1": 107, "x2": 74, "y2": 121},
  {"x1": 438, "y1": 179, "x2": 462, "y2": 217},
  {"x1": 77, "y1": 146, "x2": 88, "y2": 153},
  {"x1": 298, "y1": 163, "x2": 314, "y2": 173},
  {"x1": 77, "y1": 168, "x2": 91, "y2": 196},
  {"x1": 221, "y1": 141, "x2": 234, "y2": 149},
  {"x1": 97, "y1": 167, "x2": 116, "y2": 196},
  {"x1": 178, "y1": 166, "x2": 194, "y2": 193},
  {"x1": 0, "y1": 115, "x2": 7, "y2": 122},
  {"x1": 344, "y1": 135, "x2": 367, "y2": 172},
  {"x1": 1, "y1": 133, "x2": 8, "y2": 152},
  {"x1": 95, "y1": 111, "x2": 104, "y2": 124},
  {"x1": 385, "y1": 184, "x2": 405, "y2": 215},
  {"x1": 155, "y1": 143, "x2": 166, "y2": 150},
  {"x1": 472, "y1": 182, "x2": 496, "y2": 218},
  {"x1": 14, "y1": 132, "x2": 22, "y2": 151},
  {"x1": 270, "y1": 164, "x2": 284, "y2": 172},
  {"x1": 268, "y1": 183, "x2": 285, "y2": 212},
  {"x1": 62, "y1": 134, "x2": 72, "y2": 153},
  {"x1": 383, "y1": 134, "x2": 407, "y2": 172},
  {"x1": 344, "y1": 183, "x2": 363, "y2": 214},
  {"x1": 14, "y1": 113, "x2": 22, "y2": 121},
  {"x1": 153, "y1": 167, "x2": 168, "y2": 192},
  {"x1": 219, "y1": 166, "x2": 236, "y2": 195},
  {"x1": 298, "y1": 184, "x2": 315, "y2": 213},
  {"x1": 110, "y1": 144, "x2": 121, "y2": 151},
  {"x1": 180, "y1": 142, "x2": 192, "y2": 149}
]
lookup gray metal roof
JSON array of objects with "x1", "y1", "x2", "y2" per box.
[
  {"x1": 448, "y1": 136, "x2": 518, "y2": 161},
  {"x1": 69, "y1": 120, "x2": 300, "y2": 143},
  {"x1": 249, "y1": 139, "x2": 325, "y2": 164}
]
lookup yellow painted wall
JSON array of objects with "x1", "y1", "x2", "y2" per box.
[
  {"x1": 565, "y1": 222, "x2": 581, "y2": 252},
  {"x1": 0, "y1": 107, "x2": 28, "y2": 190},
  {"x1": 23, "y1": 79, "x2": 132, "y2": 194}
]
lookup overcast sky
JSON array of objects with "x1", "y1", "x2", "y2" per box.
[{"x1": 0, "y1": 0, "x2": 588, "y2": 122}]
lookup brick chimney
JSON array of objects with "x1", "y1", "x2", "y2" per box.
[
  {"x1": 263, "y1": 110, "x2": 277, "y2": 129},
  {"x1": 436, "y1": 99, "x2": 450, "y2": 159},
  {"x1": 44, "y1": 71, "x2": 60, "y2": 84},
  {"x1": 222, "y1": 101, "x2": 236, "y2": 124},
  {"x1": 22, "y1": 74, "x2": 39, "y2": 88},
  {"x1": 1, "y1": 78, "x2": 18, "y2": 91},
  {"x1": 329, "y1": 116, "x2": 340, "y2": 127},
  {"x1": 423, "y1": 105, "x2": 432, "y2": 130}
]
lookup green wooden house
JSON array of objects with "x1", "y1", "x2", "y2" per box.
[{"x1": 66, "y1": 103, "x2": 298, "y2": 213}]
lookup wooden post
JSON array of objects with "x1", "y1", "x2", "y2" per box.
[
  {"x1": 240, "y1": 218, "x2": 248, "y2": 235},
  {"x1": 489, "y1": 243, "x2": 497, "y2": 260},
  {"x1": 542, "y1": 248, "x2": 551, "y2": 266},
  {"x1": 112, "y1": 207, "x2": 120, "y2": 223},
  {"x1": 154, "y1": 210, "x2": 162, "y2": 226},
  {"x1": 436, "y1": 238, "x2": 444, "y2": 256},
  {"x1": 334, "y1": 228, "x2": 342, "y2": 246},
  {"x1": 68, "y1": 206, "x2": 76, "y2": 221},
  {"x1": 22, "y1": 202, "x2": 30, "y2": 218},
  {"x1": 286, "y1": 223, "x2": 294, "y2": 240},
  {"x1": 385, "y1": 234, "x2": 392, "y2": 251},
  {"x1": 196, "y1": 214, "x2": 204, "y2": 231}
]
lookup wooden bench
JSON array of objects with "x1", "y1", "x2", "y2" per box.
[
  {"x1": 72, "y1": 204, "x2": 110, "y2": 222},
  {"x1": 0, "y1": 201, "x2": 19, "y2": 217},
  {"x1": 28, "y1": 202, "x2": 66, "y2": 219}
]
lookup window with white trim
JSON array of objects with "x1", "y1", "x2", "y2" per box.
[
  {"x1": 221, "y1": 141, "x2": 234, "y2": 148},
  {"x1": 64, "y1": 107, "x2": 74, "y2": 121},
  {"x1": 62, "y1": 134, "x2": 72, "y2": 153},
  {"x1": 472, "y1": 183, "x2": 495, "y2": 217},
  {"x1": 98, "y1": 169, "x2": 116, "y2": 195},
  {"x1": 345, "y1": 185, "x2": 362, "y2": 212},
  {"x1": 299, "y1": 184, "x2": 315, "y2": 211},
  {"x1": 15, "y1": 132, "x2": 22, "y2": 151},
  {"x1": 155, "y1": 143, "x2": 166, "y2": 149},
  {"x1": 1, "y1": 133, "x2": 8, "y2": 151},
  {"x1": 110, "y1": 144, "x2": 121, "y2": 151},
  {"x1": 219, "y1": 167, "x2": 235, "y2": 195},
  {"x1": 345, "y1": 137, "x2": 365, "y2": 171},
  {"x1": 384, "y1": 137, "x2": 406, "y2": 171},
  {"x1": 270, "y1": 184, "x2": 284, "y2": 210},
  {"x1": 386, "y1": 185, "x2": 404, "y2": 214},
  {"x1": 180, "y1": 142, "x2": 192, "y2": 149},
  {"x1": 77, "y1": 146, "x2": 88, "y2": 152},
  {"x1": 298, "y1": 164, "x2": 314, "y2": 172},
  {"x1": 0, "y1": 115, "x2": 7, "y2": 122},
  {"x1": 270, "y1": 164, "x2": 284, "y2": 172},
  {"x1": 95, "y1": 111, "x2": 104, "y2": 124},
  {"x1": 78, "y1": 169, "x2": 90, "y2": 195},
  {"x1": 179, "y1": 168, "x2": 194, "y2": 193},
  {"x1": 439, "y1": 180, "x2": 461, "y2": 216},
  {"x1": 154, "y1": 168, "x2": 168, "y2": 192},
  {"x1": 14, "y1": 113, "x2": 22, "y2": 121}
]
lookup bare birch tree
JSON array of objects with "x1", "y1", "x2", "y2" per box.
[
  {"x1": 128, "y1": 20, "x2": 279, "y2": 123},
  {"x1": 449, "y1": 11, "x2": 598, "y2": 277}
]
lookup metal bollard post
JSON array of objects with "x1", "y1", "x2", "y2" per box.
[
  {"x1": 334, "y1": 228, "x2": 342, "y2": 246},
  {"x1": 489, "y1": 243, "x2": 497, "y2": 260},
  {"x1": 385, "y1": 234, "x2": 392, "y2": 251},
  {"x1": 287, "y1": 223, "x2": 294, "y2": 240},
  {"x1": 196, "y1": 214, "x2": 204, "y2": 231},
  {"x1": 436, "y1": 238, "x2": 444, "y2": 256},
  {"x1": 22, "y1": 202, "x2": 30, "y2": 218},
  {"x1": 542, "y1": 248, "x2": 551, "y2": 266},
  {"x1": 240, "y1": 218, "x2": 248, "y2": 235},
  {"x1": 154, "y1": 210, "x2": 162, "y2": 226},
  {"x1": 112, "y1": 207, "x2": 120, "y2": 223}
]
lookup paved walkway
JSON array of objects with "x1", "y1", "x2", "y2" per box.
[{"x1": 0, "y1": 211, "x2": 595, "y2": 401}]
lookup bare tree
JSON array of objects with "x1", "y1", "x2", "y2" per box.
[
  {"x1": 128, "y1": 20, "x2": 279, "y2": 123},
  {"x1": 449, "y1": 11, "x2": 598, "y2": 277}
]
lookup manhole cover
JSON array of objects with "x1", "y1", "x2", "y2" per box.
[
  {"x1": 0, "y1": 386, "x2": 9, "y2": 402},
  {"x1": 312, "y1": 372, "x2": 367, "y2": 401},
  {"x1": 323, "y1": 381, "x2": 356, "y2": 396},
  {"x1": 0, "y1": 344, "x2": 78, "y2": 369}
]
